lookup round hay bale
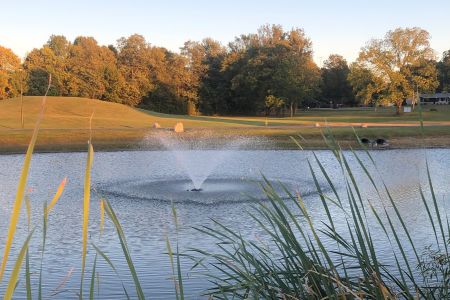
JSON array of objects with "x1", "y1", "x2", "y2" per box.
[{"x1": 174, "y1": 122, "x2": 184, "y2": 133}]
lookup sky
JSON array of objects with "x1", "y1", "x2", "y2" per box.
[{"x1": 1, "y1": 0, "x2": 449, "y2": 65}]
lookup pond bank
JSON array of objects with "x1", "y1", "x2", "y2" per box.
[{"x1": 1, "y1": 127, "x2": 450, "y2": 154}]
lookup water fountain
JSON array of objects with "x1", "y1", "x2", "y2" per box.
[
  {"x1": 96, "y1": 128, "x2": 315, "y2": 204},
  {"x1": 156, "y1": 130, "x2": 250, "y2": 191}
]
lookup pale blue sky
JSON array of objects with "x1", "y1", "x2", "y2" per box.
[{"x1": 1, "y1": 0, "x2": 449, "y2": 65}]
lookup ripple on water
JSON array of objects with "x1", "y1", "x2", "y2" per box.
[{"x1": 96, "y1": 177, "x2": 317, "y2": 205}]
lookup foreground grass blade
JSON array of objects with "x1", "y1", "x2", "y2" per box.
[
  {"x1": 80, "y1": 142, "x2": 94, "y2": 298},
  {"x1": 46, "y1": 177, "x2": 67, "y2": 215},
  {"x1": 91, "y1": 243, "x2": 130, "y2": 299},
  {"x1": 25, "y1": 250, "x2": 32, "y2": 300},
  {"x1": 39, "y1": 179, "x2": 66, "y2": 300},
  {"x1": 166, "y1": 236, "x2": 179, "y2": 300},
  {"x1": 89, "y1": 255, "x2": 98, "y2": 300},
  {"x1": 104, "y1": 200, "x2": 145, "y2": 300},
  {"x1": 167, "y1": 203, "x2": 184, "y2": 300},
  {"x1": 0, "y1": 80, "x2": 50, "y2": 282},
  {"x1": 38, "y1": 202, "x2": 47, "y2": 300},
  {"x1": 25, "y1": 194, "x2": 31, "y2": 231},
  {"x1": 100, "y1": 199, "x2": 105, "y2": 236},
  {"x1": 176, "y1": 243, "x2": 184, "y2": 300},
  {"x1": 4, "y1": 229, "x2": 35, "y2": 300},
  {"x1": 24, "y1": 194, "x2": 32, "y2": 300}
]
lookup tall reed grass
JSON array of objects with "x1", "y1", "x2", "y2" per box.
[{"x1": 189, "y1": 132, "x2": 450, "y2": 299}]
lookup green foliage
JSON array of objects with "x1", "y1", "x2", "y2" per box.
[
  {"x1": 438, "y1": 50, "x2": 450, "y2": 92},
  {"x1": 321, "y1": 54, "x2": 355, "y2": 106},
  {"x1": 220, "y1": 24, "x2": 320, "y2": 116},
  {"x1": 182, "y1": 38, "x2": 227, "y2": 115},
  {"x1": 264, "y1": 94, "x2": 285, "y2": 116},
  {"x1": 26, "y1": 69, "x2": 60, "y2": 96},
  {"x1": 348, "y1": 62, "x2": 380, "y2": 106}
]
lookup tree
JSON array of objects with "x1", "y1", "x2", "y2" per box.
[
  {"x1": 47, "y1": 35, "x2": 71, "y2": 58},
  {"x1": 116, "y1": 34, "x2": 154, "y2": 106},
  {"x1": 321, "y1": 54, "x2": 355, "y2": 106},
  {"x1": 143, "y1": 49, "x2": 193, "y2": 114},
  {"x1": 0, "y1": 45, "x2": 21, "y2": 99},
  {"x1": 180, "y1": 40, "x2": 206, "y2": 113},
  {"x1": 181, "y1": 38, "x2": 227, "y2": 115},
  {"x1": 348, "y1": 62, "x2": 382, "y2": 106},
  {"x1": 264, "y1": 95, "x2": 285, "y2": 116},
  {"x1": 356, "y1": 27, "x2": 438, "y2": 114},
  {"x1": 272, "y1": 50, "x2": 320, "y2": 116},
  {"x1": 223, "y1": 24, "x2": 320, "y2": 116},
  {"x1": 437, "y1": 50, "x2": 450, "y2": 91},
  {"x1": 68, "y1": 36, "x2": 119, "y2": 100},
  {"x1": 23, "y1": 42, "x2": 69, "y2": 96}
]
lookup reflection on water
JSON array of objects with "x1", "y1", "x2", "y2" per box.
[{"x1": 0, "y1": 149, "x2": 447, "y2": 299}]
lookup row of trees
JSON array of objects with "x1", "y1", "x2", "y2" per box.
[{"x1": 1, "y1": 25, "x2": 449, "y2": 115}]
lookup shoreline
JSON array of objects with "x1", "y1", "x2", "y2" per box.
[
  {"x1": 2, "y1": 125, "x2": 450, "y2": 154},
  {"x1": 1, "y1": 135, "x2": 450, "y2": 154}
]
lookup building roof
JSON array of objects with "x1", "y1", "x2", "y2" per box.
[{"x1": 420, "y1": 92, "x2": 450, "y2": 98}]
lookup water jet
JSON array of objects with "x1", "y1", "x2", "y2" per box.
[{"x1": 151, "y1": 130, "x2": 257, "y2": 191}]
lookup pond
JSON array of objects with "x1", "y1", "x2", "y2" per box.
[{"x1": 0, "y1": 148, "x2": 448, "y2": 299}]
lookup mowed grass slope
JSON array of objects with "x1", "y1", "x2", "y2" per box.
[
  {"x1": 2, "y1": 96, "x2": 450, "y2": 130},
  {"x1": 0, "y1": 96, "x2": 259, "y2": 152},
  {"x1": 1, "y1": 96, "x2": 450, "y2": 152},
  {"x1": 0, "y1": 96, "x2": 254, "y2": 129}
]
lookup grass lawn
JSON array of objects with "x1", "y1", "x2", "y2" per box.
[
  {"x1": 0, "y1": 96, "x2": 254, "y2": 129},
  {"x1": 291, "y1": 106, "x2": 450, "y2": 123},
  {"x1": 1, "y1": 96, "x2": 450, "y2": 152}
]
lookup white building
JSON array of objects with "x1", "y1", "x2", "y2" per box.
[{"x1": 419, "y1": 92, "x2": 450, "y2": 105}]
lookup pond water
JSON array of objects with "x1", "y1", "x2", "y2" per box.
[{"x1": 0, "y1": 149, "x2": 448, "y2": 299}]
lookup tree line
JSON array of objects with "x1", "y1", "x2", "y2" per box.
[{"x1": 1, "y1": 25, "x2": 449, "y2": 115}]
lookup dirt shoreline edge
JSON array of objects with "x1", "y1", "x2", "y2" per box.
[{"x1": 1, "y1": 135, "x2": 450, "y2": 155}]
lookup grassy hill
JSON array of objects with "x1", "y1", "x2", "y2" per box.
[
  {"x1": 0, "y1": 96, "x2": 271, "y2": 152},
  {"x1": 0, "y1": 96, "x2": 254, "y2": 129},
  {"x1": 4, "y1": 96, "x2": 450, "y2": 130},
  {"x1": 2, "y1": 96, "x2": 450, "y2": 152}
]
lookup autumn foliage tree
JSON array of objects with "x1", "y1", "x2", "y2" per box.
[
  {"x1": 69, "y1": 37, "x2": 119, "y2": 100},
  {"x1": 1, "y1": 26, "x2": 322, "y2": 115},
  {"x1": 0, "y1": 45, "x2": 21, "y2": 99},
  {"x1": 356, "y1": 27, "x2": 438, "y2": 113},
  {"x1": 1, "y1": 25, "x2": 445, "y2": 117}
]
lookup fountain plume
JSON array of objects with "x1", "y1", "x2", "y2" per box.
[{"x1": 148, "y1": 130, "x2": 257, "y2": 190}]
